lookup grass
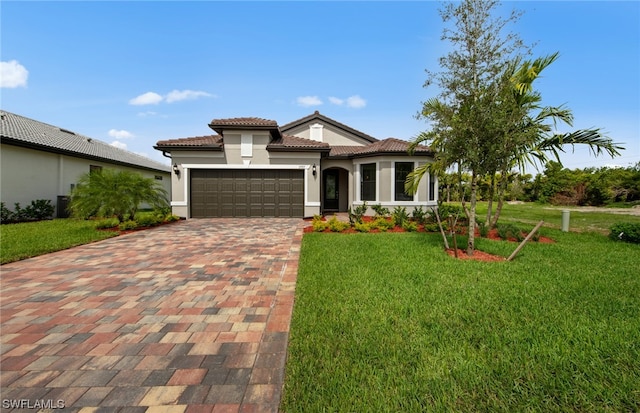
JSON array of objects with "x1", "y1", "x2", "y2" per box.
[
  {"x1": 0, "y1": 219, "x2": 118, "y2": 264},
  {"x1": 474, "y1": 201, "x2": 640, "y2": 234},
  {"x1": 282, "y1": 230, "x2": 640, "y2": 412}
]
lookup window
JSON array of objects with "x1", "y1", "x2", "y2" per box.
[
  {"x1": 428, "y1": 173, "x2": 436, "y2": 201},
  {"x1": 154, "y1": 175, "x2": 163, "y2": 181},
  {"x1": 89, "y1": 165, "x2": 102, "y2": 174},
  {"x1": 360, "y1": 163, "x2": 376, "y2": 201},
  {"x1": 395, "y1": 162, "x2": 414, "y2": 201}
]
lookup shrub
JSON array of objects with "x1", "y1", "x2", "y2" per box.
[
  {"x1": 135, "y1": 214, "x2": 163, "y2": 228},
  {"x1": 423, "y1": 223, "x2": 441, "y2": 233},
  {"x1": 371, "y1": 204, "x2": 390, "y2": 218},
  {"x1": 1, "y1": 199, "x2": 55, "y2": 223},
  {"x1": 478, "y1": 221, "x2": 489, "y2": 238},
  {"x1": 312, "y1": 216, "x2": 328, "y2": 232},
  {"x1": 411, "y1": 206, "x2": 427, "y2": 224},
  {"x1": 609, "y1": 223, "x2": 640, "y2": 244},
  {"x1": 327, "y1": 216, "x2": 350, "y2": 232},
  {"x1": 391, "y1": 206, "x2": 409, "y2": 227},
  {"x1": 354, "y1": 221, "x2": 371, "y2": 233},
  {"x1": 402, "y1": 221, "x2": 418, "y2": 232},
  {"x1": 371, "y1": 217, "x2": 394, "y2": 232},
  {"x1": 95, "y1": 218, "x2": 119, "y2": 229},
  {"x1": 348, "y1": 202, "x2": 368, "y2": 224},
  {"x1": 118, "y1": 220, "x2": 138, "y2": 231},
  {"x1": 164, "y1": 214, "x2": 181, "y2": 222},
  {"x1": 496, "y1": 223, "x2": 524, "y2": 241}
]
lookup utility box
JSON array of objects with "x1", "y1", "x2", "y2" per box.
[
  {"x1": 561, "y1": 210, "x2": 570, "y2": 232},
  {"x1": 57, "y1": 196, "x2": 70, "y2": 218}
]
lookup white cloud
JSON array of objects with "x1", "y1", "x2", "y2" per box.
[
  {"x1": 137, "y1": 111, "x2": 157, "y2": 117},
  {"x1": 165, "y1": 89, "x2": 213, "y2": 103},
  {"x1": 108, "y1": 129, "x2": 134, "y2": 139},
  {"x1": 297, "y1": 96, "x2": 323, "y2": 107},
  {"x1": 0, "y1": 60, "x2": 29, "y2": 88},
  {"x1": 110, "y1": 141, "x2": 127, "y2": 150},
  {"x1": 328, "y1": 96, "x2": 344, "y2": 105},
  {"x1": 129, "y1": 89, "x2": 213, "y2": 105},
  {"x1": 129, "y1": 92, "x2": 163, "y2": 105},
  {"x1": 346, "y1": 95, "x2": 367, "y2": 109}
]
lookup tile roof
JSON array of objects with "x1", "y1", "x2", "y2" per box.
[
  {"x1": 155, "y1": 135, "x2": 223, "y2": 150},
  {"x1": 1, "y1": 110, "x2": 171, "y2": 172},
  {"x1": 209, "y1": 117, "x2": 278, "y2": 127},
  {"x1": 330, "y1": 138, "x2": 433, "y2": 158},
  {"x1": 267, "y1": 135, "x2": 330, "y2": 151}
]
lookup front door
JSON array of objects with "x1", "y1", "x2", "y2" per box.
[{"x1": 323, "y1": 169, "x2": 339, "y2": 211}]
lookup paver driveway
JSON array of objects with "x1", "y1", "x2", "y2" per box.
[{"x1": 1, "y1": 218, "x2": 304, "y2": 413}]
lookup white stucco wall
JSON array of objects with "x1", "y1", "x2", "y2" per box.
[{"x1": 1, "y1": 144, "x2": 171, "y2": 217}]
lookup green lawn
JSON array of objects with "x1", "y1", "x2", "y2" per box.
[
  {"x1": 282, "y1": 230, "x2": 640, "y2": 412},
  {"x1": 0, "y1": 219, "x2": 118, "y2": 264},
  {"x1": 475, "y1": 202, "x2": 640, "y2": 234}
]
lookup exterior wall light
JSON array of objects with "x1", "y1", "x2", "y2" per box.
[
  {"x1": 172, "y1": 163, "x2": 180, "y2": 176},
  {"x1": 312, "y1": 163, "x2": 317, "y2": 176}
]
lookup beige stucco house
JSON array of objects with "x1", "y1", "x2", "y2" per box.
[
  {"x1": 154, "y1": 111, "x2": 437, "y2": 218},
  {"x1": 1, "y1": 110, "x2": 172, "y2": 217}
]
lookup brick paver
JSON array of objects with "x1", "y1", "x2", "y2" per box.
[{"x1": 1, "y1": 218, "x2": 303, "y2": 412}]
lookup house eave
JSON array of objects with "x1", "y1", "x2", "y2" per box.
[{"x1": 3, "y1": 136, "x2": 171, "y2": 174}]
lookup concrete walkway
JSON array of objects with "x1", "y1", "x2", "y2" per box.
[{"x1": 1, "y1": 218, "x2": 304, "y2": 413}]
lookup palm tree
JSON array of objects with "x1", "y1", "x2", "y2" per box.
[{"x1": 69, "y1": 169, "x2": 169, "y2": 222}]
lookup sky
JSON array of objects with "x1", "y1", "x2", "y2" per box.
[{"x1": 2, "y1": 1, "x2": 639, "y2": 175}]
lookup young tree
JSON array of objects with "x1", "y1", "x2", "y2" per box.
[
  {"x1": 69, "y1": 169, "x2": 169, "y2": 222},
  {"x1": 408, "y1": 0, "x2": 527, "y2": 255}
]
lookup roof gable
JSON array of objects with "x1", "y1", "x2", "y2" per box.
[
  {"x1": 280, "y1": 111, "x2": 378, "y2": 145},
  {"x1": 1, "y1": 111, "x2": 170, "y2": 173}
]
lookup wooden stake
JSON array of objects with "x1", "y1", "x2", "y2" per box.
[
  {"x1": 507, "y1": 221, "x2": 544, "y2": 261},
  {"x1": 432, "y1": 207, "x2": 449, "y2": 250}
]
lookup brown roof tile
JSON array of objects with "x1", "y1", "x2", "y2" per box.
[
  {"x1": 268, "y1": 135, "x2": 330, "y2": 151},
  {"x1": 280, "y1": 111, "x2": 378, "y2": 143},
  {"x1": 329, "y1": 138, "x2": 432, "y2": 158},
  {"x1": 209, "y1": 117, "x2": 278, "y2": 128},
  {"x1": 154, "y1": 135, "x2": 223, "y2": 149}
]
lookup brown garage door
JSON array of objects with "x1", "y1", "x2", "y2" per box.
[{"x1": 190, "y1": 169, "x2": 304, "y2": 217}]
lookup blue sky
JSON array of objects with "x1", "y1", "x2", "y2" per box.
[{"x1": 2, "y1": 1, "x2": 639, "y2": 174}]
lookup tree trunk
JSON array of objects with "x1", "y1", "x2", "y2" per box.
[
  {"x1": 491, "y1": 169, "x2": 510, "y2": 228},
  {"x1": 485, "y1": 173, "x2": 496, "y2": 226},
  {"x1": 467, "y1": 173, "x2": 478, "y2": 256}
]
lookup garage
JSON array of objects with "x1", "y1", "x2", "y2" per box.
[{"x1": 190, "y1": 169, "x2": 304, "y2": 218}]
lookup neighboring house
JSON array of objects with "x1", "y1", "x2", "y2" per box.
[
  {"x1": 154, "y1": 111, "x2": 437, "y2": 218},
  {"x1": 1, "y1": 110, "x2": 172, "y2": 217}
]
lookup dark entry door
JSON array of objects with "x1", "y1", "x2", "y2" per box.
[{"x1": 323, "y1": 169, "x2": 339, "y2": 211}]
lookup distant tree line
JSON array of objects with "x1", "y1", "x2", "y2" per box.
[{"x1": 438, "y1": 161, "x2": 640, "y2": 207}]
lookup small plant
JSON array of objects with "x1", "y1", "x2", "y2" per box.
[
  {"x1": 118, "y1": 220, "x2": 138, "y2": 231},
  {"x1": 135, "y1": 214, "x2": 163, "y2": 228},
  {"x1": 496, "y1": 223, "x2": 523, "y2": 241},
  {"x1": 423, "y1": 223, "x2": 441, "y2": 233},
  {"x1": 312, "y1": 215, "x2": 328, "y2": 232},
  {"x1": 371, "y1": 204, "x2": 390, "y2": 218},
  {"x1": 349, "y1": 202, "x2": 368, "y2": 224},
  {"x1": 402, "y1": 221, "x2": 418, "y2": 232},
  {"x1": 95, "y1": 218, "x2": 119, "y2": 229},
  {"x1": 327, "y1": 215, "x2": 350, "y2": 232},
  {"x1": 354, "y1": 221, "x2": 371, "y2": 233},
  {"x1": 164, "y1": 214, "x2": 181, "y2": 222},
  {"x1": 391, "y1": 206, "x2": 409, "y2": 227},
  {"x1": 609, "y1": 222, "x2": 640, "y2": 244},
  {"x1": 411, "y1": 206, "x2": 427, "y2": 224},
  {"x1": 478, "y1": 221, "x2": 489, "y2": 238},
  {"x1": 1, "y1": 199, "x2": 55, "y2": 223},
  {"x1": 371, "y1": 217, "x2": 394, "y2": 232}
]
